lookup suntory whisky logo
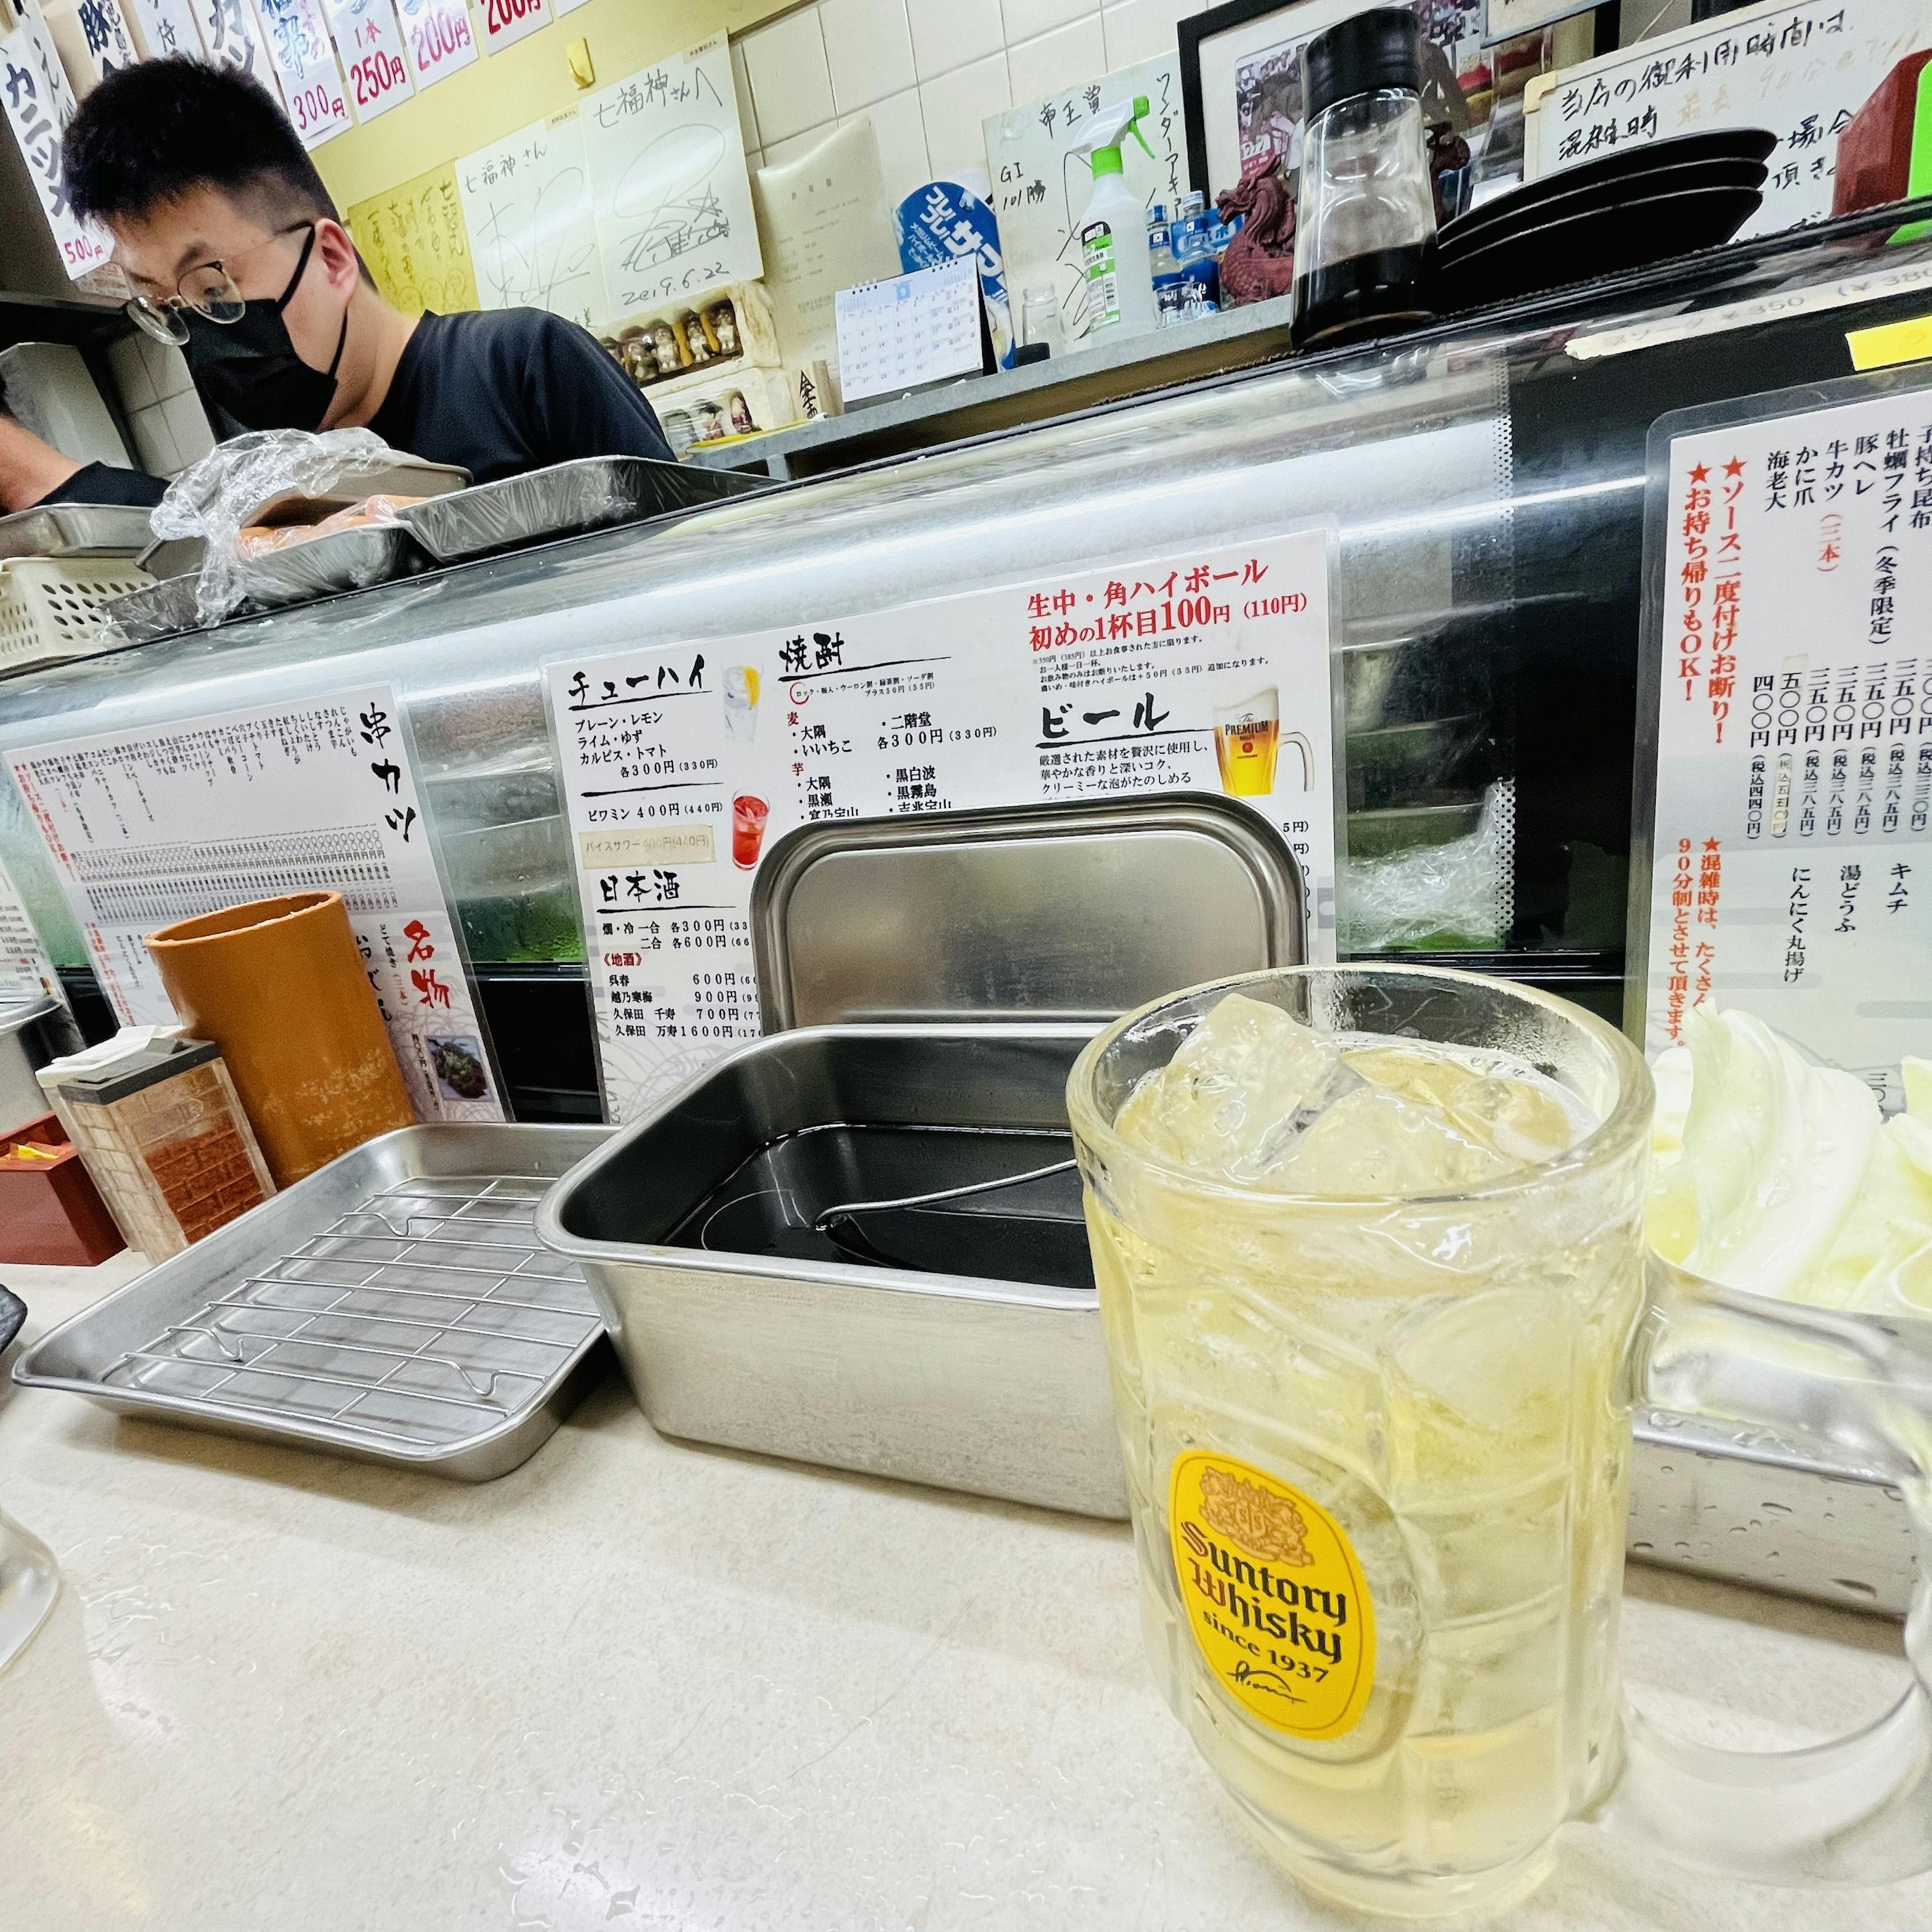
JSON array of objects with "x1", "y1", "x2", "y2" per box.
[
  {"x1": 1169, "y1": 1451, "x2": 1377, "y2": 1742},
  {"x1": 1198, "y1": 1465, "x2": 1316, "y2": 1567}
]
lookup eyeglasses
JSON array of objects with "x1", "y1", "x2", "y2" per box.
[{"x1": 122, "y1": 222, "x2": 315, "y2": 346}]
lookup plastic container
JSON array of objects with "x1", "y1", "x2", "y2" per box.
[
  {"x1": 0, "y1": 556, "x2": 152, "y2": 671},
  {"x1": 1072, "y1": 96, "x2": 1158, "y2": 341},
  {"x1": 38, "y1": 1035, "x2": 272, "y2": 1260},
  {"x1": 145, "y1": 892, "x2": 416, "y2": 1188}
]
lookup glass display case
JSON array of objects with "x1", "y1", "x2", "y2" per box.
[{"x1": 2, "y1": 201, "x2": 1929, "y2": 1119}]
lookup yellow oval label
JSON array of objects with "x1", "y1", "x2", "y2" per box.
[{"x1": 1168, "y1": 1451, "x2": 1377, "y2": 1741}]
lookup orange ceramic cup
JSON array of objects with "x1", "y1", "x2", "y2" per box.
[{"x1": 146, "y1": 891, "x2": 415, "y2": 1186}]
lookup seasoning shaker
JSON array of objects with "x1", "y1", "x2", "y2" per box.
[{"x1": 1291, "y1": 7, "x2": 1437, "y2": 352}]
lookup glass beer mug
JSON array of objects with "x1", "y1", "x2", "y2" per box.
[{"x1": 1067, "y1": 965, "x2": 1932, "y2": 1919}]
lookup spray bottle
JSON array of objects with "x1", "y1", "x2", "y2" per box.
[{"x1": 1071, "y1": 95, "x2": 1156, "y2": 341}]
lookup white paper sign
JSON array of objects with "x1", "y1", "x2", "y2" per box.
[
  {"x1": 194, "y1": 0, "x2": 286, "y2": 105},
  {"x1": 257, "y1": 0, "x2": 351, "y2": 148},
  {"x1": 394, "y1": 0, "x2": 474, "y2": 90},
  {"x1": 1484, "y1": 0, "x2": 1593, "y2": 40},
  {"x1": 1533, "y1": 0, "x2": 1932, "y2": 236},
  {"x1": 0, "y1": 6, "x2": 110, "y2": 279},
  {"x1": 546, "y1": 531, "x2": 1337, "y2": 1121},
  {"x1": 1642, "y1": 385, "x2": 1932, "y2": 1106},
  {"x1": 984, "y1": 55, "x2": 1186, "y2": 345},
  {"x1": 66, "y1": 0, "x2": 141, "y2": 79},
  {"x1": 9, "y1": 687, "x2": 506, "y2": 1124},
  {"x1": 583, "y1": 34, "x2": 761, "y2": 316},
  {"x1": 327, "y1": 0, "x2": 412, "y2": 120},
  {"x1": 0, "y1": 857, "x2": 66, "y2": 1008},
  {"x1": 123, "y1": 0, "x2": 206, "y2": 59},
  {"x1": 458, "y1": 109, "x2": 608, "y2": 328},
  {"x1": 834, "y1": 258, "x2": 982, "y2": 403},
  {"x1": 475, "y1": 0, "x2": 546, "y2": 55}
]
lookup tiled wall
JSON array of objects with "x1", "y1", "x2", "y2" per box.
[
  {"x1": 104, "y1": 332, "x2": 217, "y2": 480},
  {"x1": 732, "y1": 0, "x2": 1200, "y2": 202}
]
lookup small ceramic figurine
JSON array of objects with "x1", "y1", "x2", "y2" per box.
[
  {"x1": 727, "y1": 390, "x2": 756, "y2": 434},
  {"x1": 679, "y1": 311, "x2": 715, "y2": 364},
  {"x1": 618, "y1": 327, "x2": 658, "y2": 384},
  {"x1": 651, "y1": 318, "x2": 685, "y2": 371},
  {"x1": 707, "y1": 298, "x2": 741, "y2": 358},
  {"x1": 1216, "y1": 153, "x2": 1296, "y2": 308}
]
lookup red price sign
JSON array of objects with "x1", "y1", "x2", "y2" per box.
[
  {"x1": 480, "y1": 0, "x2": 548, "y2": 50},
  {"x1": 400, "y1": 0, "x2": 476, "y2": 87}
]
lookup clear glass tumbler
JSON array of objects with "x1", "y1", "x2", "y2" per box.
[
  {"x1": 1068, "y1": 965, "x2": 1932, "y2": 1919},
  {"x1": 0, "y1": 1506, "x2": 57, "y2": 1675}
]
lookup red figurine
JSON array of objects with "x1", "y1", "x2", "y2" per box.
[{"x1": 1216, "y1": 153, "x2": 1298, "y2": 308}]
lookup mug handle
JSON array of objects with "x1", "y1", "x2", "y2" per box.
[{"x1": 1586, "y1": 1264, "x2": 1932, "y2": 1883}]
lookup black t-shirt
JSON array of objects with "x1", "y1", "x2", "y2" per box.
[
  {"x1": 35, "y1": 461, "x2": 168, "y2": 509},
  {"x1": 367, "y1": 309, "x2": 673, "y2": 484}
]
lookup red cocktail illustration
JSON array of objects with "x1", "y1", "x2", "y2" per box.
[{"x1": 732, "y1": 794, "x2": 770, "y2": 868}]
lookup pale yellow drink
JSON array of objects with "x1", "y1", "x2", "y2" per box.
[
  {"x1": 1067, "y1": 971, "x2": 1650, "y2": 1920},
  {"x1": 1213, "y1": 688, "x2": 1280, "y2": 795}
]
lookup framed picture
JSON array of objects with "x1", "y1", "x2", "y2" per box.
[{"x1": 1178, "y1": 0, "x2": 1600, "y2": 202}]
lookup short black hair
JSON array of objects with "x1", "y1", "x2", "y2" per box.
[{"x1": 65, "y1": 57, "x2": 338, "y2": 228}]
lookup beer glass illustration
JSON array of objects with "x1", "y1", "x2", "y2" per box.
[
  {"x1": 732, "y1": 794, "x2": 770, "y2": 868},
  {"x1": 723, "y1": 665, "x2": 761, "y2": 744},
  {"x1": 1213, "y1": 687, "x2": 1311, "y2": 794}
]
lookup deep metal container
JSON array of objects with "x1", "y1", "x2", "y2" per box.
[{"x1": 539, "y1": 795, "x2": 1309, "y2": 1517}]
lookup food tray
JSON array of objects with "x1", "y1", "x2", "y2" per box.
[
  {"x1": 235, "y1": 522, "x2": 429, "y2": 610},
  {"x1": 14, "y1": 1123, "x2": 612, "y2": 1480},
  {"x1": 100, "y1": 571, "x2": 205, "y2": 643},
  {"x1": 244, "y1": 454, "x2": 469, "y2": 528},
  {"x1": 396, "y1": 455, "x2": 771, "y2": 563},
  {"x1": 0, "y1": 503, "x2": 155, "y2": 560}
]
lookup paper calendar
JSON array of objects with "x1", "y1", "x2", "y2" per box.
[{"x1": 834, "y1": 258, "x2": 985, "y2": 406}]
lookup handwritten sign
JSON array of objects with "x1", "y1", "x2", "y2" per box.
[
  {"x1": 326, "y1": 0, "x2": 412, "y2": 123},
  {"x1": 583, "y1": 33, "x2": 761, "y2": 317},
  {"x1": 65, "y1": 0, "x2": 140, "y2": 81},
  {"x1": 123, "y1": 0, "x2": 205, "y2": 59},
  {"x1": 476, "y1": 0, "x2": 547, "y2": 55},
  {"x1": 458, "y1": 108, "x2": 608, "y2": 328},
  {"x1": 545, "y1": 529, "x2": 1336, "y2": 1121},
  {"x1": 257, "y1": 0, "x2": 351, "y2": 149},
  {"x1": 347, "y1": 159, "x2": 479, "y2": 313},
  {"x1": 10, "y1": 687, "x2": 505, "y2": 1124},
  {"x1": 394, "y1": 0, "x2": 475, "y2": 91},
  {"x1": 0, "y1": 5, "x2": 110, "y2": 280},
  {"x1": 1532, "y1": 0, "x2": 1932, "y2": 236},
  {"x1": 1638, "y1": 376, "x2": 1932, "y2": 1103},
  {"x1": 984, "y1": 55, "x2": 1185, "y2": 345},
  {"x1": 194, "y1": 0, "x2": 286, "y2": 105}
]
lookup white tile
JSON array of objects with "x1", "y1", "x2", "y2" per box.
[
  {"x1": 762, "y1": 121, "x2": 840, "y2": 168},
  {"x1": 1006, "y1": 13, "x2": 1106, "y2": 106},
  {"x1": 151, "y1": 344, "x2": 195, "y2": 399},
  {"x1": 1100, "y1": 0, "x2": 1188, "y2": 69},
  {"x1": 843, "y1": 87, "x2": 932, "y2": 201},
  {"x1": 918, "y1": 51, "x2": 1009, "y2": 182},
  {"x1": 821, "y1": 0, "x2": 916, "y2": 110},
  {"x1": 744, "y1": 145, "x2": 765, "y2": 175},
  {"x1": 905, "y1": 0, "x2": 1002, "y2": 83},
  {"x1": 162, "y1": 388, "x2": 214, "y2": 469},
  {"x1": 106, "y1": 333, "x2": 156, "y2": 411},
  {"x1": 730, "y1": 36, "x2": 761, "y2": 149},
  {"x1": 1001, "y1": 0, "x2": 1097, "y2": 43},
  {"x1": 128, "y1": 403, "x2": 178, "y2": 477},
  {"x1": 741, "y1": 8, "x2": 836, "y2": 145}
]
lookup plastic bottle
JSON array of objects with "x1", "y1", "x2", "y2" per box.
[
  {"x1": 1071, "y1": 95, "x2": 1156, "y2": 341},
  {"x1": 1148, "y1": 210, "x2": 1184, "y2": 328}
]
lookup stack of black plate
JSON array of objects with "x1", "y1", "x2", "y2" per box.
[{"x1": 1435, "y1": 128, "x2": 1775, "y2": 314}]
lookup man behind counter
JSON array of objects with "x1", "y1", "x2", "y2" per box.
[
  {"x1": 0, "y1": 376, "x2": 168, "y2": 513},
  {"x1": 65, "y1": 59, "x2": 673, "y2": 484}
]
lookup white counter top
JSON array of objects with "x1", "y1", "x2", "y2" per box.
[{"x1": 4, "y1": 1255, "x2": 1928, "y2": 1932}]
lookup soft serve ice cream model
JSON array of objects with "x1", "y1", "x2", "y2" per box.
[{"x1": 1648, "y1": 1004, "x2": 1932, "y2": 1317}]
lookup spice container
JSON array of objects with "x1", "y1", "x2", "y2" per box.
[
  {"x1": 38, "y1": 1031, "x2": 274, "y2": 1261},
  {"x1": 0, "y1": 1111, "x2": 125, "y2": 1265}
]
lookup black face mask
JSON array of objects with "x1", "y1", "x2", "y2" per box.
[{"x1": 183, "y1": 226, "x2": 347, "y2": 433}]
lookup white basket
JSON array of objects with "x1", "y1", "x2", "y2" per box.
[{"x1": 0, "y1": 557, "x2": 153, "y2": 671}]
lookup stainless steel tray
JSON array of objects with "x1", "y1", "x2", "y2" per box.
[
  {"x1": 15, "y1": 1123, "x2": 612, "y2": 1480},
  {"x1": 540, "y1": 1023, "x2": 1126, "y2": 1516},
  {"x1": 236, "y1": 522, "x2": 429, "y2": 609},
  {"x1": 100, "y1": 570, "x2": 205, "y2": 643},
  {"x1": 0, "y1": 503, "x2": 155, "y2": 559},
  {"x1": 244, "y1": 454, "x2": 469, "y2": 527},
  {"x1": 396, "y1": 455, "x2": 771, "y2": 563}
]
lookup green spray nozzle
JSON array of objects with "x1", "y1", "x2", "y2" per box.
[{"x1": 1072, "y1": 95, "x2": 1154, "y2": 179}]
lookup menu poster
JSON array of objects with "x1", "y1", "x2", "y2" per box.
[
  {"x1": 9, "y1": 685, "x2": 506, "y2": 1124},
  {"x1": 582, "y1": 33, "x2": 761, "y2": 315},
  {"x1": 257, "y1": 0, "x2": 351, "y2": 149},
  {"x1": 0, "y1": 2, "x2": 111, "y2": 279},
  {"x1": 394, "y1": 0, "x2": 474, "y2": 90},
  {"x1": 1530, "y1": 0, "x2": 1932, "y2": 237},
  {"x1": 326, "y1": 0, "x2": 413, "y2": 123},
  {"x1": 475, "y1": 0, "x2": 547, "y2": 54},
  {"x1": 192, "y1": 0, "x2": 287, "y2": 107},
  {"x1": 546, "y1": 530, "x2": 1336, "y2": 1121},
  {"x1": 123, "y1": 0, "x2": 207, "y2": 61},
  {"x1": 347, "y1": 158, "x2": 479, "y2": 313},
  {"x1": 1638, "y1": 379, "x2": 1932, "y2": 1107},
  {"x1": 0, "y1": 856, "x2": 67, "y2": 1008}
]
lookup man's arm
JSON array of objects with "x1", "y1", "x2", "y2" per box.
[{"x1": 521, "y1": 314, "x2": 676, "y2": 466}]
